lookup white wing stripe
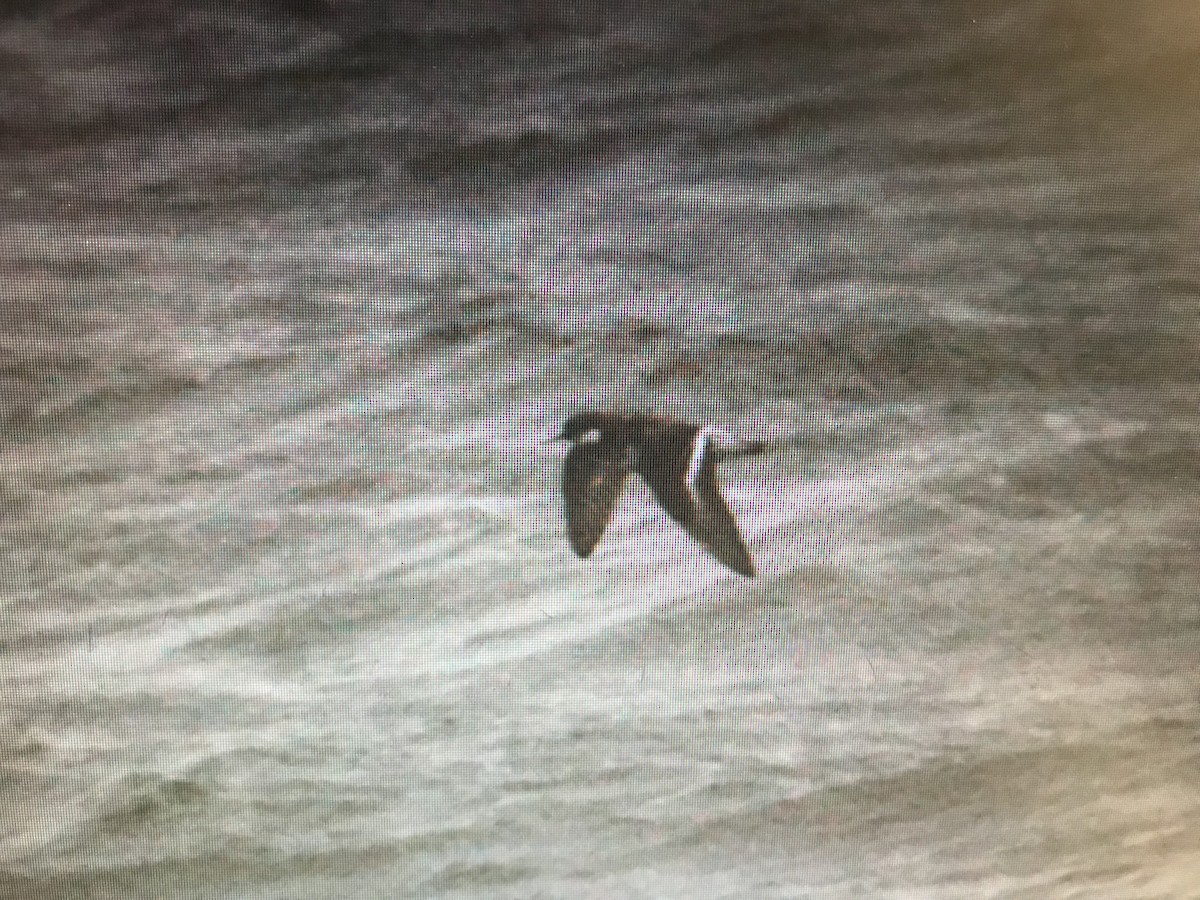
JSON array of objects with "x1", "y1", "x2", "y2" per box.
[{"x1": 686, "y1": 429, "x2": 708, "y2": 487}]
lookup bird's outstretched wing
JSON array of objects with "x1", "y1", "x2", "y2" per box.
[
  {"x1": 644, "y1": 436, "x2": 756, "y2": 577},
  {"x1": 562, "y1": 443, "x2": 631, "y2": 558},
  {"x1": 689, "y1": 450, "x2": 756, "y2": 577}
]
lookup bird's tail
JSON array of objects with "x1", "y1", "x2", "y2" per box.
[{"x1": 717, "y1": 439, "x2": 768, "y2": 458}]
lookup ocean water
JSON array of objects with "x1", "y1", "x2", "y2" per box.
[{"x1": 2, "y1": 2, "x2": 1199, "y2": 898}]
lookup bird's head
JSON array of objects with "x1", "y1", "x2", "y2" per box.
[{"x1": 554, "y1": 411, "x2": 610, "y2": 444}]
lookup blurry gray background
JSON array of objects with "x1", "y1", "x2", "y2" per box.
[{"x1": 1, "y1": 2, "x2": 1198, "y2": 897}]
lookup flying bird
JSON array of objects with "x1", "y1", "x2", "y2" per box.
[{"x1": 554, "y1": 411, "x2": 765, "y2": 577}]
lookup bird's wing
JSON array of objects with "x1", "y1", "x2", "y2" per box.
[
  {"x1": 689, "y1": 451, "x2": 757, "y2": 577},
  {"x1": 562, "y1": 443, "x2": 631, "y2": 558},
  {"x1": 643, "y1": 435, "x2": 757, "y2": 577}
]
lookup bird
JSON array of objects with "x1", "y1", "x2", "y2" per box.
[{"x1": 554, "y1": 411, "x2": 765, "y2": 577}]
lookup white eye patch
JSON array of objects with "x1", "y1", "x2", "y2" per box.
[{"x1": 579, "y1": 428, "x2": 602, "y2": 444}]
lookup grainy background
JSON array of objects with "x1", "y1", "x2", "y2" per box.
[{"x1": 2, "y1": 2, "x2": 1198, "y2": 897}]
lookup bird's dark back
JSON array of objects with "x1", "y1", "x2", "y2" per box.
[
  {"x1": 564, "y1": 411, "x2": 695, "y2": 448},
  {"x1": 634, "y1": 421, "x2": 698, "y2": 479}
]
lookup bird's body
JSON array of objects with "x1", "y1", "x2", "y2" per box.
[{"x1": 556, "y1": 411, "x2": 764, "y2": 577}]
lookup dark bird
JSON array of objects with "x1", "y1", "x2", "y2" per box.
[{"x1": 554, "y1": 411, "x2": 765, "y2": 577}]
